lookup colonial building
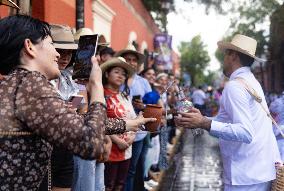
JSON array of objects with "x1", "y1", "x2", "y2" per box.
[{"x1": 1, "y1": 0, "x2": 180, "y2": 73}]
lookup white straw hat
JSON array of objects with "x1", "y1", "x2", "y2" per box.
[
  {"x1": 50, "y1": 24, "x2": 78, "y2": 50},
  {"x1": 114, "y1": 44, "x2": 145, "y2": 65},
  {"x1": 217, "y1": 34, "x2": 264, "y2": 62},
  {"x1": 74, "y1": 28, "x2": 109, "y2": 46},
  {"x1": 100, "y1": 57, "x2": 135, "y2": 77},
  {"x1": 74, "y1": 28, "x2": 93, "y2": 41}
]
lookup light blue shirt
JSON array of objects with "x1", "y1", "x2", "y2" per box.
[
  {"x1": 210, "y1": 67, "x2": 280, "y2": 185},
  {"x1": 128, "y1": 74, "x2": 152, "y2": 142}
]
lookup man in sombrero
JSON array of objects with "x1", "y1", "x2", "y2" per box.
[{"x1": 176, "y1": 34, "x2": 281, "y2": 190}]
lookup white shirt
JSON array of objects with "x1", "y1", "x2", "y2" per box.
[
  {"x1": 210, "y1": 67, "x2": 280, "y2": 185},
  {"x1": 192, "y1": 89, "x2": 206, "y2": 105}
]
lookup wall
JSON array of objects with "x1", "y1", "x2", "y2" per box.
[
  {"x1": 32, "y1": 0, "x2": 76, "y2": 27},
  {"x1": 101, "y1": 0, "x2": 159, "y2": 51},
  {"x1": 0, "y1": 6, "x2": 10, "y2": 18}
]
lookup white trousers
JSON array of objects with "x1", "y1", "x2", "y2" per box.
[{"x1": 224, "y1": 181, "x2": 271, "y2": 191}]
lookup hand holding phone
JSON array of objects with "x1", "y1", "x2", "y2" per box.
[
  {"x1": 73, "y1": 34, "x2": 99, "y2": 80},
  {"x1": 133, "y1": 95, "x2": 141, "y2": 101}
]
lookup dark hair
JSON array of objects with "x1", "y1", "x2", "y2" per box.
[
  {"x1": 102, "y1": 66, "x2": 130, "y2": 99},
  {"x1": 237, "y1": 52, "x2": 255, "y2": 67},
  {"x1": 140, "y1": 67, "x2": 155, "y2": 77},
  {"x1": 121, "y1": 52, "x2": 139, "y2": 60},
  {"x1": 99, "y1": 47, "x2": 115, "y2": 57},
  {"x1": 226, "y1": 49, "x2": 255, "y2": 67},
  {"x1": 0, "y1": 15, "x2": 51, "y2": 74}
]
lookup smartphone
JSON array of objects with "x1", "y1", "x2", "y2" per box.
[
  {"x1": 73, "y1": 34, "x2": 99, "y2": 80},
  {"x1": 69, "y1": 95, "x2": 84, "y2": 108},
  {"x1": 133, "y1": 95, "x2": 141, "y2": 101}
]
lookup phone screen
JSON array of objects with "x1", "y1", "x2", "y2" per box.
[
  {"x1": 73, "y1": 34, "x2": 98, "y2": 79},
  {"x1": 69, "y1": 95, "x2": 84, "y2": 108},
  {"x1": 133, "y1": 95, "x2": 141, "y2": 101}
]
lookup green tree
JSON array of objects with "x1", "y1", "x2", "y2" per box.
[
  {"x1": 142, "y1": 0, "x2": 175, "y2": 32},
  {"x1": 212, "y1": 0, "x2": 281, "y2": 59},
  {"x1": 179, "y1": 35, "x2": 210, "y2": 86},
  {"x1": 143, "y1": 0, "x2": 281, "y2": 57},
  {"x1": 204, "y1": 70, "x2": 219, "y2": 85}
]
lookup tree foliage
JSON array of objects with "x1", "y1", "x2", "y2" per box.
[
  {"x1": 143, "y1": 0, "x2": 282, "y2": 59},
  {"x1": 230, "y1": 0, "x2": 280, "y2": 56},
  {"x1": 179, "y1": 35, "x2": 210, "y2": 86},
  {"x1": 184, "y1": 0, "x2": 230, "y2": 14},
  {"x1": 142, "y1": 0, "x2": 175, "y2": 32}
]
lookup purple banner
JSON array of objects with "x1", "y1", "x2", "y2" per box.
[{"x1": 154, "y1": 34, "x2": 173, "y2": 70}]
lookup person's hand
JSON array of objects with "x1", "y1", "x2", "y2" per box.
[
  {"x1": 88, "y1": 56, "x2": 102, "y2": 87},
  {"x1": 168, "y1": 108, "x2": 177, "y2": 115},
  {"x1": 104, "y1": 135, "x2": 112, "y2": 160},
  {"x1": 97, "y1": 135, "x2": 112, "y2": 162},
  {"x1": 125, "y1": 132, "x2": 136, "y2": 145},
  {"x1": 132, "y1": 99, "x2": 145, "y2": 110},
  {"x1": 175, "y1": 107, "x2": 211, "y2": 131},
  {"x1": 87, "y1": 55, "x2": 105, "y2": 104},
  {"x1": 125, "y1": 112, "x2": 156, "y2": 131},
  {"x1": 116, "y1": 139, "x2": 130, "y2": 150}
]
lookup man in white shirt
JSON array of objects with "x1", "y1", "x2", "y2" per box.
[
  {"x1": 176, "y1": 34, "x2": 281, "y2": 191},
  {"x1": 192, "y1": 86, "x2": 207, "y2": 115}
]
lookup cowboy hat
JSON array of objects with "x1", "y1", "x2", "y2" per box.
[
  {"x1": 114, "y1": 44, "x2": 145, "y2": 65},
  {"x1": 74, "y1": 28, "x2": 109, "y2": 46},
  {"x1": 0, "y1": 0, "x2": 19, "y2": 9},
  {"x1": 217, "y1": 34, "x2": 264, "y2": 62},
  {"x1": 74, "y1": 28, "x2": 93, "y2": 42},
  {"x1": 50, "y1": 24, "x2": 78, "y2": 50},
  {"x1": 100, "y1": 57, "x2": 135, "y2": 77}
]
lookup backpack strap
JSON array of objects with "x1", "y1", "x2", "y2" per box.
[{"x1": 234, "y1": 77, "x2": 284, "y2": 138}]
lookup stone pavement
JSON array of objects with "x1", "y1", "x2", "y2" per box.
[{"x1": 158, "y1": 129, "x2": 223, "y2": 191}]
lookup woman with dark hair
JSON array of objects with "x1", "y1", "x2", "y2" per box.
[
  {"x1": 140, "y1": 68, "x2": 161, "y2": 105},
  {"x1": 0, "y1": 15, "x2": 154, "y2": 190},
  {"x1": 101, "y1": 57, "x2": 137, "y2": 191},
  {"x1": 0, "y1": 14, "x2": 106, "y2": 191}
]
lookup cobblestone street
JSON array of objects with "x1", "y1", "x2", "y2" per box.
[{"x1": 159, "y1": 129, "x2": 223, "y2": 191}]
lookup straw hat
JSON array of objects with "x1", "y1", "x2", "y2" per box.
[
  {"x1": 50, "y1": 24, "x2": 78, "y2": 50},
  {"x1": 114, "y1": 44, "x2": 145, "y2": 65},
  {"x1": 100, "y1": 57, "x2": 135, "y2": 77},
  {"x1": 0, "y1": 0, "x2": 19, "y2": 9},
  {"x1": 74, "y1": 28, "x2": 93, "y2": 42},
  {"x1": 156, "y1": 73, "x2": 168, "y2": 80},
  {"x1": 74, "y1": 28, "x2": 109, "y2": 46},
  {"x1": 217, "y1": 34, "x2": 264, "y2": 62}
]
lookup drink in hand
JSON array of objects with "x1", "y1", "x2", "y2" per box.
[{"x1": 177, "y1": 88, "x2": 202, "y2": 136}]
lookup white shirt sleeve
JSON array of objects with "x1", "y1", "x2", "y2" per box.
[{"x1": 210, "y1": 81, "x2": 255, "y2": 143}]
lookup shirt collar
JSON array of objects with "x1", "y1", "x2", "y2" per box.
[{"x1": 229, "y1": 67, "x2": 251, "y2": 80}]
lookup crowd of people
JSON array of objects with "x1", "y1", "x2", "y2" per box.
[
  {"x1": 0, "y1": 14, "x2": 187, "y2": 191},
  {"x1": 1, "y1": 2, "x2": 284, "y2": 191}
]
